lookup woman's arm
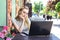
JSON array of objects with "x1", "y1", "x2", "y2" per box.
[
  {"x1": 12, "y1": 18, "x2": 25, "y2": 33},
  {"x1": 19, "y1": 20, "x2": 24, "y2": 32},
  {"x1": 12, "y1": 22, "x2": 20, "y2": 32},
  {"x1": 13, "y1": 21, "x2": 25, "y2": 33}
]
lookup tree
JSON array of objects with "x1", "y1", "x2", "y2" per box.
[
  {"x1": 47, "y1": 0, "x2": 60, "y2": 10},
  {"x1": 55, "y1": 2, "x2": 60, "y2": 18},
  {"x1": 55, "y1": 2, "x2": 60, "y2": 12},
  {"x1": 45, "y1": 0, "x2": 60, "y2": 18},
  {"x1": 33, "y1": 2, "x2": 43, "y2": 13}
]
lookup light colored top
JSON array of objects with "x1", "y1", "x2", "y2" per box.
[{"x1": 12, "y1": 18, "x2": 31, "y2": 36}]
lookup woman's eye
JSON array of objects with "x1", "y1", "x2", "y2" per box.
[
  {"x1": 23, "y1": 11, "x2": 26, "y2": 13},
  {"x1": 23, "y1": 11, "x2": 28, "y2": 15}
]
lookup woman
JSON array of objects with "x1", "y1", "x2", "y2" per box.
[{"x1": 12, "y1": 6, "x2": 31, "y2": 36}]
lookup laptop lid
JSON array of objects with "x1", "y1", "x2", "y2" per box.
[{"x1": 29, "y1": 21, "x2": 53, "y2": 36}]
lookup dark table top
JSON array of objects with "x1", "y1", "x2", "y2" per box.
[{"x1": 12, "y1": 34, "x2": 60, "y2": 40}]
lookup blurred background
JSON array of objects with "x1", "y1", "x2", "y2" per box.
[{"x1": 0, "y1": 0, "x2": 60, "y2": 40}]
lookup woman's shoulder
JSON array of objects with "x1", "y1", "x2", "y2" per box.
[
  {"x1": 12, "y1": 18, "x2": 17, "y2": 23},
  {"x1": 12, "y1": 18, "x2": 15, "y2": 21},
  {"x1": 12, "y1": 18, "x2": 22, "y2": 24}
]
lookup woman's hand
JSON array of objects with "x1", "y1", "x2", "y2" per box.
[{"x1": 19, "y1": 15, "x2": 25, "y2": 22}]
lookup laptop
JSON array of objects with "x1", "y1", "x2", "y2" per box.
[{"x1": 29, "y1": 20, "x2": 53, "y2": 36}]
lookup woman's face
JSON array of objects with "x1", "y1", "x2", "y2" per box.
[{"x1": 20, "y1": 9, "x2": 29, "y2": 18}]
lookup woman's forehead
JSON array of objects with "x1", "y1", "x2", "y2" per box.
[{"x1": 23, "y1": 9, "x2": 29, "y2": 12}]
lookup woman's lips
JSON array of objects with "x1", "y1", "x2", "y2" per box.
[{"x1": 23, "y1": 15, "x2": 26, "y2": 17}]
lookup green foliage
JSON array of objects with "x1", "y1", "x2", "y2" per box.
[
  {"x1": 48, "y1": 11, "x2": 57, "y2": 18},
  {"x1": 34, "y1": 2, "x2": 40, "y2": 12},
  {"x1": 6, "y1": 33, "x2": 13, "y2": 38},
  {"x1": 58, "y1": 16, "x2": 60, "y2": 18},
  {"x1": 55, "y1": 2, "x2": 60, "y2": 12},
  {"x1": 0, "y1": 38, "x2": 3, "y2": 40},
  {"x1": 33, "y1": 2, "x2": 43, "y2": 13},
  {"x1": 42, "y1": 7, "x2": 57, "y2": 18}
]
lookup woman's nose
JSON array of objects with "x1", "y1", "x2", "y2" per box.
[{"x1": 23, "y1": 14, "x2": 25, "y2": 17}]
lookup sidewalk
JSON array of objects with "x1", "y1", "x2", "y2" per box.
[
  {"x1": 51, "y1": 19, "x2": 60, "y2": 25},
  {"x1": 51, "y1": 19, "x2": 60, "y2": 39}
]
